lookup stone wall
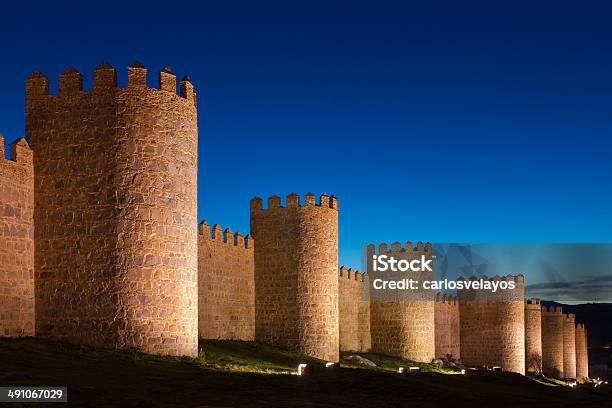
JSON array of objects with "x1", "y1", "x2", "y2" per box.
[
  {"x1": 458, "y1": 275, "x2": 525, "y2": 374},
  {"x1": 198, "y1": 220, "x2": 254, "y2": 341},
  {"x1": 358, "y1": 273, "x2": 372, "y2": 353},
  {"x1": 434, "y1": 293, "x2": 460, "y2": 360},
  {"x1": 250, "y1": 193, "x2": 339, "y2": 362},
  {"x1": 563, "y1": 313, "x2": 576, "y2": 379},
  {"x1": 338, "y1": 267, "x2": 370, "y2": 352},
  {"x1": 541, "y1": 306, "x2": 564, "y2": 378},
  {"x1": 368, "y1": 242, "x2": 435, "y2": 363},
  {"x1": 524, "y1": 298, "x2": 542, "y2": 374},
  {"x1": 0, "y1": 137, "x2": 35, "y2": 337},
  {"x1": 575, "y1": 323, "x2": 589, "y2": 380},
  {"x1": 25, "y1": 63, "x2": 199, "y2": 356}
]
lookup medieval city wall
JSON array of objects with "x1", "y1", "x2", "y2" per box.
[
  {"x1": 458, "y1": 275, "x2": 525, "y2": 374},
  {"x1": 250, "y1": 193, "x2": 339, "y2": 362},
  {"x1": 0, "y1": 137, "x2": 35, "y2": 337},
  {"x1": 198, "y1": 220, "x2": 254, "y2": 341},
  {"x1": 338, "y1": 267, "x2": 370, "y2": 352},
  {"x1": 563, "y1": 313, "x2": 576, "y2": 379},
  {"x1": 541, "y1": 306, "x2": 564, "y2": 378},
  {"x1": 434, "y1": 293, "x2": 460, "y2": 360},
  {"x1": 25, "y1": 64, "x2": 199, "y2": 356},
  {"x1": 524, "y1": 298, "x2": 542, "y2": 374},
  {"x1": 368, "y1": 242, "x2": 435, "y2": 363},
  {"x1": 575, "y1": 323, "x2": 589, "y2": 380}
]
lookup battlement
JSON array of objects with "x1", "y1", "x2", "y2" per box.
[
  {"x1": 250, "y1": 193, "x2": 338, "y2": 211},
  {"x1": 564, "y1": 313, "x2": 575, "y2": 320},
  {"x1": 525, "y1": 298, "x2": 541, "y2": 306},
  {"x1": 435, "y1": 292, "x2": 458, "y2": 305},
  {"x1": 542, "y1": 306, "x2": 563, "y2": 315},
  {"x1": 0, "y1": 135, "x2": 33, "y2": 165},
  {"x1": 26, "y1": 62, "x2": 196, "y2": 104},
  {"x1": 367, "y1": 241, "x2": 433, "y2": 255},
  {"x1": 576, "y1": 323, "x2": 585, "y2": 330},
  {"x1": 198, "y1": 220, "x2": 253, "y2": 250},
  {"x1": 338, "y1": 266, "x2": 367, "y2": 282}
]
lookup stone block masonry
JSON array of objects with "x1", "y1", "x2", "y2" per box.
[
  {"x1": 434, "y1": 293, "x2": 460, "y2": 360},
  {"x1": 198, "y1": 220, "x2": 254, "y2": 341},
  {"x1": 25, "y1": 63, "x2": 198, "y2": 357},
  {"x1": 0, "y1": 136, "x2": 35, "y2": 337},
  {"x1": 541, "y1": 306, "x2": 564, "y2": 378},
  {"x1": 575, "y1": 323, "x2": 588, "y2": 380},
  {"x1": 338, "y1": 267, "x2": 371, "y2": 352},
  {"x1": 368, "y1": 242, "x2": 435, "y2": 363},
  {"x1": 563, "y1": 313, "x2": 576, "y2": 379},
  {"x1": 250, "y1": 193, "x2": 339, "y2": 362},
  {"x1": 458, "y1": 275, "x2": 525, "y2": 374},
  {"x1": 524, "y1": 298, "x2": 542, "y2": 374}
]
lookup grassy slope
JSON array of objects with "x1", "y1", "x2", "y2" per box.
[{"x1": 1, "y1": 338, "x2": 611, "y2": 408}]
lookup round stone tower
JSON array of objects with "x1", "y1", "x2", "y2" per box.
[
  {"x1": 524, "y1": 298, "x2": 542, "y2": 374},
  {"x1": 458, "y1": 275, "x2": 525, "y2": 374},
  {"x1": 25, "y1": 63, "x2": 198, "y2": 356},
  {"x1": 367, "y1": 242, "x2": 435, "y2": 363},
  {"x1": 250, "y1": 193, "x2": 339, "y2": 362},
  {"x1": 575, "y1": 323, "x2": 589, "y2": 380},
  {"x1": 541, "y1": 306, "x2": 564, "y2": 378},
  {"x1": 563, "y1": 313, "x2": 577, "y2": 379}
]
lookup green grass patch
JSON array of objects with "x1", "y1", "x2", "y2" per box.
[
  {"x1": 340, "y1": 351, "x2": 463, "y2": 374},
  {"x1": 197, "y1": 339, "x2": 325, "y2": 374}
]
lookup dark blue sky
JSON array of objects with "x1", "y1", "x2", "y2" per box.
[{"x1": 1, "y1": 1, "x2": 611, "y2": 267}]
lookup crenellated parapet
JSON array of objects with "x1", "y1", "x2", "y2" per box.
[
  {"x1": 198, "y1": 220, "x2": 253, "y2": 250},
  {"x1": 367, "y1": 240, "x2": 432, "y2": 255},
  {"x1": 26, "y1": 62, "x2": 196, "y2": 105},
  {"x1": 1, "y1": 136, "x2": 33, "y2": 167},
  {"x1": 435, "y1": 292, "x2": 458, "y2": 305},
  {"x1": 250, "y1": 192, "x2": 338, "y2": 211},
  {"x1": 541, "y1": 306, "x2": 563, "y2": 315}
]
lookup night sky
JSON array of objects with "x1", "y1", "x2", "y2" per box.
[{"x1": 1, "y1": 1, "x2": 611, "y2": 267}]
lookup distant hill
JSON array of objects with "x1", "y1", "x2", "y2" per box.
[{"x1": 541, "y1": 301, "x2": 612, "y2": 348}]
